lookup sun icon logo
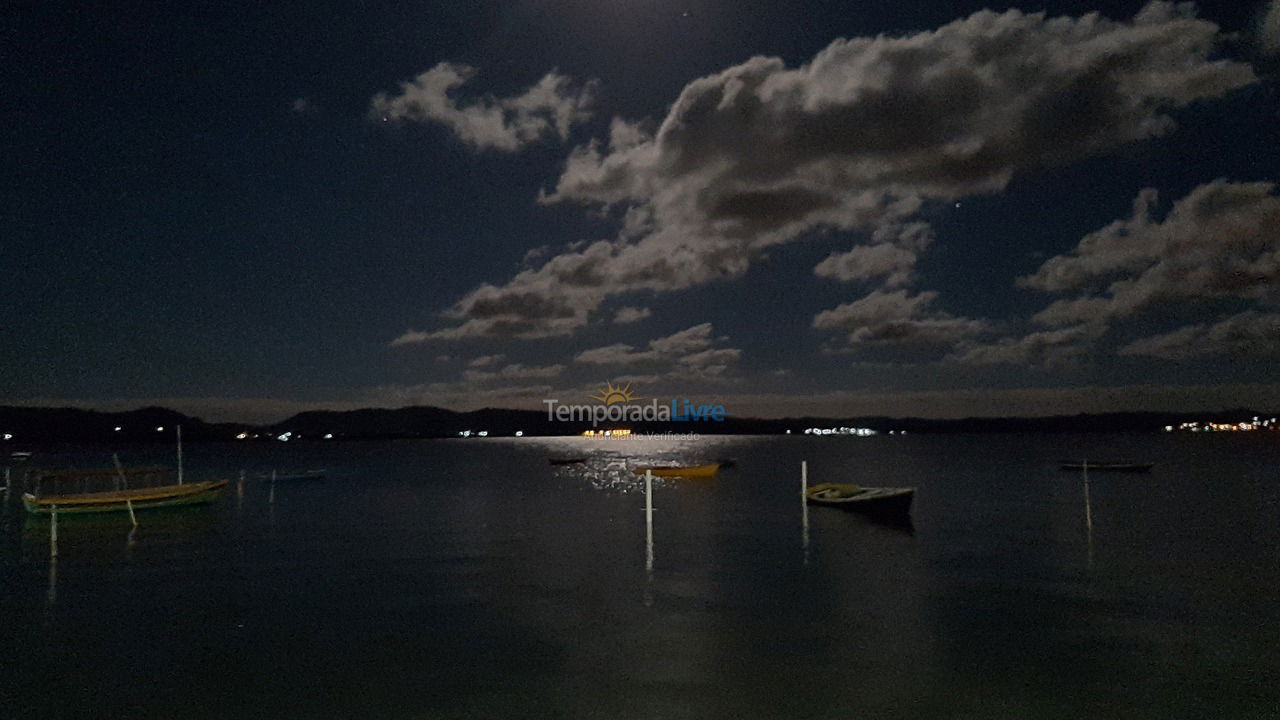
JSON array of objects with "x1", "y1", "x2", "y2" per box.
[{"x1": 589, "y1": 381, "x2": 642, "y2": 406}]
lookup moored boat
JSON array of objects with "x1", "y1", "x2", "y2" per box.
[
  {"x1": 23, "y1": 479, "x2": 227, "y2": 515},
  {"x1": 633, "y1": 463, "x2": 720, "y2": 479},
  {"x1": 806, "y1": 483, "x2": 914, "y2": 518},
  {"x1": 22, "y1": 426, "x2": 227, "y2": 515},
  {"x1": 1059, "y1": 461, "x2": 1154, "y2": 472}
]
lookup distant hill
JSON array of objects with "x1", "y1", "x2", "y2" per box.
[
  {"x1": 2, "y1": 404, "x2": 1275, "y2": 443},
  {"x1": 0, "y1": 405, "x2": 250, "y2": 443}
]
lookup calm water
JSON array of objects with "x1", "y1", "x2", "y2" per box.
[{"x1": 1, "y1": 433, "x2": 1278, "y2": 719}]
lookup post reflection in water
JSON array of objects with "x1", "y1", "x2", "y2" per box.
[
  {"x1": 643, "y1": 468, "x2": 654, "y2": 577},
  {"x1": 1083, "y1": 467, "x2": 1094, "y2": 569},
  {"x1": 46, "y1": 555, "x2": 56, "y2": 605}
]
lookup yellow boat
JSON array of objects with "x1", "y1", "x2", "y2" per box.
[
  {"x1": 23, "y1": 479, "x2": 228, "y2": 515},
  {"x1": 23, "y1": 428, "x2": 228, "y2": 515},
  {"x1": 633, "y1": 463, "x2": 720, "y2": 479}
]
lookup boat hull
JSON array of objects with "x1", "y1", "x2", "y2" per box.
[
  {"x1": 806, "y1": 484, "x2": 914, "y2": 518},
  {"x1": 1059, "y1": 463, "x2": 1154, "y2": 472},
  {"x1": 633, "y1": 464, "x2": 720, "y2": 479},
  {"x1": 258, "y1": 471, "x2": 326, "y2": 481},
  {"x1": 23, "y1": 480, "x2": 228, "y2": 515}
]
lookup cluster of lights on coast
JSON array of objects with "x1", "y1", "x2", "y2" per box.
[
  {"x1": 1165, "y1": 417, "x2": 1278, "y2": 433},
  {"x1": 802, "y1": 427, "x2": 881, "y2": 436},
  {"x1": 235, "y1": 431, "x2": 338, "y2": 441}
]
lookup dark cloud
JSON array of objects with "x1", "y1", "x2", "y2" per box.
[
  {"x1": 573, "y1": 323, "x2": 741, "y2": 380},
  {"x1": 1118, "y1": 311, "x2": 1280, "y2": 359},
  {"x1": 1024, "y1": 180, "x2": 1280, "y2": 327},
  {"x1": 954, "y1": 179, "x2": 1280, "y2": 365},
  {"x1": 948, "y1": 324, "x2": 1105, "y2": 367},
  {"x1": 416, "y1": 1, "x2": 1253, "y2": 340},
  {"x1": 372, "y1": 63, "x2": 595, "y2": 151},
  {"x1": 813, "y1": 290, "x2": 989, "y2": 348}
]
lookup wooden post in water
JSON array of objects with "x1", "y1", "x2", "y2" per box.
[
  {"x1": 801, "y1": 461, "x2": 810, "y2": 556},
  {"x1": 111, "y1": 453, "x2": 139, "y2": 527},
  {"x1": 3, "y1": 466, "x2": 9, "y2": 493},
  {"x1": 269, "y1": 469, "x2": 276, "y2": 505},
  {"x1": 644, "y1": 469, "x2": 654, "y2": 574}
]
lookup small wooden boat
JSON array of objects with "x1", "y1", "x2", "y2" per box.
[
  {"x1": 633, "y1": 463, "x2": 720, "y2": 479},
  {"x1": 548, "y1": 458, "x2": 588, "y2": 466},
  {"x1": 23, "y1": 480, "x2": 227, "y2": 515},
  {"x1": 1059, "y1": 461, "x2": 1154, "y2": 472},
  {"x1": 23, "y1": 427, "x2": 228, "y2": 516},
  {"x1": 806, "y1": 483, "x2": 914, "y2": 517}
]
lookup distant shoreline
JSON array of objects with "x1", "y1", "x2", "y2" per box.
[{"x1": 2, "y1": 404, "x2": 1276, "y2": 443}]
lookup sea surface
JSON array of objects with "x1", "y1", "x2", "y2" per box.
[{"x1": 1, "y1": 433, "x2": 1277, "y2": 720}]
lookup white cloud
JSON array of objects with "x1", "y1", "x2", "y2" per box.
[
  {"x1": 416, "y1": 2, "x2": 1254, "y2": 340},
  {"x1": 612, "y1": 306, "x2": 652, "y2": 324},
  {"x1": 467, "y1": 354, "x2": 505, "y2": 368},
  {"x1": 372, "y1": 63, "x2": 595, "y2": 151},
  {"x1": 814, "y1": 222, "x2": 933, "y2": 287},
  {"x1": 1262, "y1": 0, "x2": 1280, "y2": 54},
  {"x1": 647, "y1": 323, "x2": 717, "y2": 355},
  {"x1": 390, "y1": 330, "x2": 432, "y2": 346},
  {"x1": 573, "y1": 342, "x2": 656, "y2": 365},
  {"x1": 462, "y1": 362, "x2": 565, "y2": 383}
]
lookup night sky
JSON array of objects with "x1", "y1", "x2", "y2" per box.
[{"x1": 3, "y1": 0, "x2": 1279, "y2": 422}]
